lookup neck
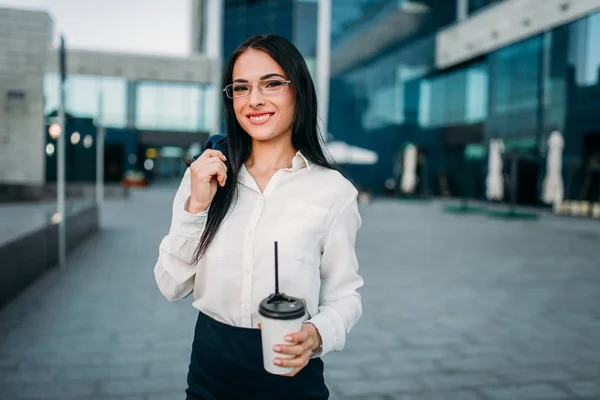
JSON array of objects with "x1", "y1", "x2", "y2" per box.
[{"x1": 246, "y1": 133, "x2": 296, "y2": 173}]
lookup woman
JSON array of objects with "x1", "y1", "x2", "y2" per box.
[{"x1": 154, "y1": 34, "x2": 363, "y2": 399}]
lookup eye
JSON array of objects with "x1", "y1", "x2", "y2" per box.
[
  {"x1": 264, "y1": 80, "x2": 284, "y2": 88},
  {"x1": 233, "y1": 84, "x2": 249, "y2": 92}
]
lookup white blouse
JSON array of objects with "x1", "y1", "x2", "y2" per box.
[{"x1": 154, "y1": 151, "x2": 363, "y2": 357}]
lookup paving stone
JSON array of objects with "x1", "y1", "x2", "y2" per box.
[
  {"x1": 439, "y1": 356, "x2": 515, "y2": 372},
  {"x1": 482, "y1": 383, "x2": 571, "y2": 399},
  {"x1": 331, "y1": 377, "x2": 423, "y2": 397},
  {"x1": 560, "y1": 380, "x2": 600, "y2": 397},
  {"x1": 386, "y1": 347, "x2": 460, "y2": 363},
  {"x1": 325, "y1": 350, "x2": 387, "y2": 367},
  {"x1": 146, "y1": 360, "x2": 190, "y2": 377},
  {"x1": 393, "y1": 390, "x2": 484, "y2": 400},
  {"x1": 420, "y1": 372, "x2": 503, "y2": 391},
  {"x1": 99, "y1": 376, "x2": 186, "y2": 396},
  {"x1": 146, "y1": 393, "x2": 185, "y2": 400},
  {"x1": 1, "y1": 191, "x2": 600, "y2": 398},
  {"x1": 324, "y1": 365, "x2": 364, "y2": 380},
  {"x1": 56, "y1": 364, "x2": 146, "y2": 381},
  {"x1": 562, "y1": 363, "x2": 600, "y2": 379},
  {"x1": 0, "y1": 368, "x2": 57, "y2": 384},
  {"x1": 0, "y1": 381, "x2": 97, "y2": 399},
  {"x1": 361, "y1": 359, "x2": 440, "y2": 378}
]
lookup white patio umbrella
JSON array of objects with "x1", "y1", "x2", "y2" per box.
[
  {"x1": 542, "y1": 131, "x2": 565, "y2": 205},
  {"x1": 401, "y1": 143, "x2": 418, "y2": 194},
  {"x1": 486, "y1": 138, "x2": 504, "y2": 201},
  {"x1": 325, "y1": 141, "x2": 378, "y2": 165}
]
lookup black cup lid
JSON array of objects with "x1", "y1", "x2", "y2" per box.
[{"x1": 258, "y1": 293, "x2": 306, "y2": 320}]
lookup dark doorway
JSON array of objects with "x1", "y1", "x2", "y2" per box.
[
  {"x1": 105, "y1": 144, "x2": 124, "y2": 183},
  {"x1": 517, "y1": 156, "x2": 541, "y2": 205},
  {"x1": 580, "y1": 133, "x2": 600, "y2": 201}
]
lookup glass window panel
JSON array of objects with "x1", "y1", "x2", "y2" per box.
[
  {"x1": 466, "y1": 64, "x2": 488, "y2": 123},
  {"x1": 43, "y1": 74, "x2": 127, "y2": 128},
  {"x1": 136, "y1": 82, "x2": 206, "y2": 132},
  {"x1": 202, "y1": 85, "x2": 217, "y2": 132},
  {"x1": 43, "y1": 73, "x2": 60, "y2": 116},
  {"x1": 418, "y1": 79, "x2": 431, "y2": 128},
  {"x1": 99, "y1": 77, "x2": 127, "y2": 128},
  {"x1": 569, "y1": 10, "x2": 600, "y2": 87},
  {"x1": 67, "y1": 75, "x2": 99, "y2": 118}
]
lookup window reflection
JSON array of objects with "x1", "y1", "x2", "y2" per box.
[
  {"x1": 568, "y1": 11, "x2": 600, "y2": 87},
  {"x1": 135, "y1": 81, "x2": 208, "y2": 132},
  {"x1": 489, "y1": 36, "x2": 541, "y2": 117},
  {"x1": 44, "y1": 73, "x2": 127, "y2": 128},
  {"x1": 418, "y1": 62, "x2": 488, "y2": 128}
]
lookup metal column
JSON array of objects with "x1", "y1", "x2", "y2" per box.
[{"x1": 316, "y1": 0, "x2": 331, "y2": 143}]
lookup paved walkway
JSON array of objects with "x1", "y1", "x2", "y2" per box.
[{"x1": 0, "y1": 185, "x2": 599, "y2": 399}]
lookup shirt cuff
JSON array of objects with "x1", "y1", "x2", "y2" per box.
[
  {"x1": 305, "y1": 313, "x2": 338, "y2": 358},
  {"x1": 172, "y1": 197, "x2": 209, "y2": 238}
]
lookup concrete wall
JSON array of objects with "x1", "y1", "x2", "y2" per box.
[
  {"x1": 45, "y1": 49, "x2": 216, "y2": 84},
  {"x1": 0, "y1": 203, "x2": 99, "y2": 310},
  {"x1": 0, "y1": 7, "x2": 52, "y2": 185},
  {"x1": 436, "y1": 0, "x2": 600, "y2": 69}
]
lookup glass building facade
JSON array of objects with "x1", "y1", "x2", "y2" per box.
[
  {"x1": 43, "y1": 73, "x2": 216, "y2": 183},
  {"x1": 329, "y1": 1, "x2": 600, "y2": 204},
  {"x1": 44, "y1": 73, "x2": 215, "y2": 132},
  {"x1": 329, "y1": 0, "x2": 459, "y2": 193},
  {"x1": 467, "y1": 0, "x2": 505, "y2": 15},
  {"x1": 223, "y1": 0, "x2": 318, "y2": 75}
]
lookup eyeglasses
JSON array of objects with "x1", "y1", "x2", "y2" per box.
[{"x1": 223, "y1": 79, "x2": 291, "y2": 99}]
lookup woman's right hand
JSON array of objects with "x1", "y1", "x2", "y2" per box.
[{"x1": 187, "y1": 149, "x2": 228, "y2": 214}]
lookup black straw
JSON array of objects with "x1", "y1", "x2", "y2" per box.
[{"x1": 274, "y1": 241, "x2": 279, "y2": 294}]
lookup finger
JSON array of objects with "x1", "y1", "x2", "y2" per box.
[
  {"x1": 274, "y1": 341, "x2": 310, "y2": 356},
  {"x1": 284, "y1": 331, "x2": 309, "y2": 344},
  {"x1": 258, "y1": 323, "x2": 262, "y2": 330},
  {"x1": 275, "y1": 349, "x2": 311, "y2": 368},
  {"x1": 283, "y1": 368, "x2": 300, "y2": 377},
  {"x1": 207, "y1": 159, "x2": 228, "y2": 174},
  {"x1": 200, "y1": 149, "x2": 226, "y2": 161},
  {"x1": 214, "y1": 163, "x2": 228, "y2": 186},
  {"x1": 201, "y1": 162, "x2": 228, "y2": 185},
  {"x1": 193, "y1": 163, "x2": 226, "y2": 184}
]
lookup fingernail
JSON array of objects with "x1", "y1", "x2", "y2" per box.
[
  {"x1": 285, "y1": 336, "x2": 292, "y2": 341},
  {"x1": 274, "y1": 359, "x2": 282, "y2": 365},
  {"x1": 273, "y1": 346, "x2": 281, "y2": 352}
]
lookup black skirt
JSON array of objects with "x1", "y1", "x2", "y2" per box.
[{"x1": 186, "y1": 311, "x2": 329, "y2": 400}]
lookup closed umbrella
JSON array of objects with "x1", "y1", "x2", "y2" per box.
[
  {"x1": 486, "y1": 138, "x2": 504, "y2": 201},
  {"x1": 542, "y1": 131, "x2": 565, "y2": 205},
  {"x1": 401, "y1": 143, "x2": 417, "y2": 194}
]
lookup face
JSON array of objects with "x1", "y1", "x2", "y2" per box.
[{"x1": 231, "y1": 48, "x2": 296, "y2": 143}]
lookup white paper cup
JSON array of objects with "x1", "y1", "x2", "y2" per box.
[
  {"x1": 258, "y1": 293, "x2": 306, "y2": 375},
  {"x1": 260, "y1": 315, "x2": 305, "y2": 375}
]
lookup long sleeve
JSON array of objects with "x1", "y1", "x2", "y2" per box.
[
  {"x1": 307, "y1": 190, "x2": 364, "y2": 357},
  {"x1": 154, "y1": 168, "x2": 208, "y2": 301}
]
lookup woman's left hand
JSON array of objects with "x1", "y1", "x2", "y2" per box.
[{"x1": 270, "y1": 323, "x2": 321, "y2": 377}]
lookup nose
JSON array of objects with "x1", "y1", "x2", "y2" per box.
[{"x1": 248, "y1": 84, "x2": 265, "y2": 108}]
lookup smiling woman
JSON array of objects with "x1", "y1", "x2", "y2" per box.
[{"x1": 154, "y1": 34, "x2": 364, "y2": 400}]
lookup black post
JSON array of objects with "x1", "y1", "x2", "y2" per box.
[{"x1": 509, "y1": 153, "x2": 519, "y2": 214}]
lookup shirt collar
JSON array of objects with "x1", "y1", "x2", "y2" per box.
[
  {"x1": 292, "y1": 150, "x2": 312, "y2": 171},
  {"x1": 238, "y1": 150, "x2": 313, "y2": 190}
]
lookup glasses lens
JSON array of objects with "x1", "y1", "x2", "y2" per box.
[
  {"x1": 232, "y1": 83, "x2": 250, "y2": 98},
  {"x1": 259, "y1": 79, "x2": 287, "y2": 94}
]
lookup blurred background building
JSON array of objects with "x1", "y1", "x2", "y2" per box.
[
  {"x1": 327, "y1": 0, "x2": 600, "y2": 205},
  {"x1": 1, "y1": 0, "x2": 600, "y2": 207}
]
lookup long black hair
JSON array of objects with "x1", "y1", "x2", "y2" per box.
[{"x1": 191, "y1": 34, "x2": 335, "y2": 263}]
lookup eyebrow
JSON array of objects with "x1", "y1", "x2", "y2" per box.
[{"x1": 232, "y1": 73, "x2": 286, "y2": 83}]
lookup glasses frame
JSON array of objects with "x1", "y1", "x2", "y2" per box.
[{"x1": 222, "y1": 79, "x2": 292, "y2": 99}]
